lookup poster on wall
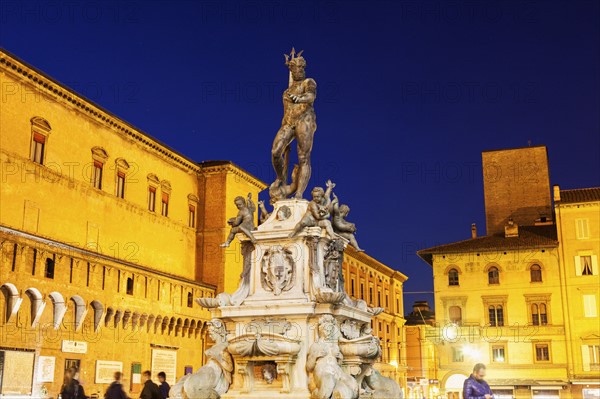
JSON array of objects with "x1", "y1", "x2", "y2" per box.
[
  {"x1": 37, "y1": 356, "x2": 56, "y2": 382},
  {"x1": 0, "y1": 350, "x2": 35, "y2": 395},
  {"x1": 62, "y1": 340, "x2": 87, "y2": 354},
  {"x1": 151, "y1": 349, "x2": 177, "y2": 385},
  {"x1": 95, "y1": 361, "x2": 123, "y2": 384}
]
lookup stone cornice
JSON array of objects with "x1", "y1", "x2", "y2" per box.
[
  {"x1": 346, "y1": 246, "x2": 408, "y2": 283},
  {"x1": 1, "y1": 49, "x2": 271, "y2": 191},
  {"x1": 199, "y1": 161, "x2": 267, "y2": 190},
  {"x1": 0, "y1": 224, "x2": 216, "y2": 291},
  {"x1": 1, "y1": 49, "x2": 199, "y2": 173}
]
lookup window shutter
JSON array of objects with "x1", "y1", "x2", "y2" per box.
[
  {"x1": 575, "y1": 256, "x2": 582, "y2": 276},
  {"x1": 592, "y1": 255, "x2": 599, "y2": 276},
  {"x1": 33, "y1": 132, "x2": 46, "y2": 143},
  {"x1": 582, "y1": 345, "x2": 591, "y2": 371},
  {"x1": 583, "y1": 295, "x2": 597, "y2": 318},
  {"x1": 162, "y1": 193, "x2": 169, "y2": 203},
  {"x1": 148, "y1": 186, "x2": 156, "y2": 193},
  {"x1": 189, "y1": 204, "x2": 195, "y2": 212}
]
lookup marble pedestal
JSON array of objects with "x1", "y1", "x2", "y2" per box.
[{"x1": 198, "y1": 199, "x2": 382, "y2": 399}]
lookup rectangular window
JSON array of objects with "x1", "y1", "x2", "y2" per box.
[
  {"x1": 576, "y1": 218, "x2": 590, "y2": 239},
  {"x1": 531, "y1": 303, "x2": 548, "y2": 326},
  {"x1": 126, "y1": 277, "x2": 134, "y2": 295},
  {"x1": 32, "y1": 248, "x2": 37, "y2": 275},
  {"x1": 116, "y1": 171, "x2": 125, "y2": 198},
  {"x1": 350, "y1": 278, "x2": 355, "y2": 297},
  {"x1": 492, "y1": 345, "x2": 506, "y2": 363},
  {"x1": 188, "y1": 204, "x2": 196, "y2": 227},
  {"x1": 11, "y1": 243, "x2": 17, "y2": 272},
  {"x1": 449, "y1": 306, "x2": 462, "y2": 324},
  {"x1": 31, "y1": 132, "x2": 45, "y2": 164},
  {"x1": 576, "y1": 255, "x2": 598, "y2": 276},
  {"x1": 583, "y1": 294, "x2": 598, "y2": 317},
  {"x1": 161, "y1": 193, "x2": 169, "y2": 217},
  {"x1": 148, "y1": 186, "x2": 156, "y2": 212},
  {"x1": 45, "y1": 255, "x2": 55, "y2": 279},
  {"x1": 452, "y1": 347, "x2": 464, "y2": 362},
  {"x1": 360, "y1": 283, "x2": 364, "y2": 300},
  {"x1": 582, "y1": 345, "x2": 600, "y2": 371},
  {"x1": 377, "y1": 290, "x2": 381, "y2": 307},
  {"x1": 582, "y1": 255, "x2": 594, "y2": 275},
  {"x1": 535, "y1": 343, "x2": 550, "y2": 362},
  {"x1": 92, "y1": 160, "x2": 103, "y2": 189},
  {"x1": 369, "y1": 287, "x2": 373, "y2": 304},
  {"x1": 489, "y1": 305, "x2": 505, "y2": 327}
]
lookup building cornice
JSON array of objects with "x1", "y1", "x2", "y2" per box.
[
  {"x1": 199, "y1": 161, "x2": 267, "y2": 190},
  {"x1": 0, "y1": 224, "x2": 216, "y2": 291},
  {"x1": 346, "y1": 246, "x2": 408, "y2": 282},
  {"x1": 0, "y1": 49, "x2": 199, "y2": 173}
]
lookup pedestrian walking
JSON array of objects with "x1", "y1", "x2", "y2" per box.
[
  {"x1": 140, "y1": 371, "x2": 161, "y2": 399},
  {"x1": 105, "y1": 372, "x2": 128, "y2": 399},
  {"x1": 61, "y1": 367, "x2": 88, "y2": 399},
  {"x1": 157, "y1": 372, "x2": 170, "y2": 399},
  {"x1": 463, "y1": 363, "x2": 494, "y2": 399}
]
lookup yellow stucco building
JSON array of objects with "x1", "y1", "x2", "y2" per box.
[
  {"x1": 342, "y1": 247, "x2": 409, "y2": 387},
  {"x1": 417, "y1": 146, "x2": 600, "y2": 399},
  {"x1": 0, "y1": 49, "x2": 264, "y2": 396},
  {"x1": 0, "y1": 49, "x2": 409, "y2": 396},
  {"x1": 554, "y1": 186, "x2": 600, "y2": 399}
]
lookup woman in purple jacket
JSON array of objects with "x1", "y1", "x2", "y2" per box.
[{"x1": 463, "y1": 363, "x2": 494, "y2": 399}]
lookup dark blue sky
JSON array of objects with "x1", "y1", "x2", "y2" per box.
[{"x1": 2, "y1": 1, "x2": 599, "y2": 313}]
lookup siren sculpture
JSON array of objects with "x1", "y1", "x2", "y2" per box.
[{"x1": 176, "y1": 49, "x2": 401, "y2": 399}]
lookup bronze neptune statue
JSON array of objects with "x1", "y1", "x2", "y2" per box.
[{"x1": 271, "y1": 48, "x2": 317, "y2": 201}]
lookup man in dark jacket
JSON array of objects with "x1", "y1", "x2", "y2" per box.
[
  {"x1": 157, "y1": 372, "x2": 170, "y2": 399},
  {"x1": 140, "y1": 371, "x2": 161, "y2": 399},
  {"x1": 105, "y1": 372, "x2": 127, "y2": 399},
  {"x1": 463, "y1": 363, "x2": 494, "y2": 399}
]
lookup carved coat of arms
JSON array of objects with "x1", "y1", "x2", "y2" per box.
[{"x1": 261, "y1": 246, "x2": 295, "y2": 295}]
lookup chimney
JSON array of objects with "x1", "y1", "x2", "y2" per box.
[
  {"x1": 471, "y1": 223, "x2": 477, "y2": 239},
  {"x1": 553, "y1": 185, "x2": 561, "y2": 202},
  {"x1": 505, "y1": 218, "x2": 519, "y2": 238}
]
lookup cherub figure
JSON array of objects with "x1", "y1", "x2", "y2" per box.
[
  {"x1": 331, "y1": 193, "x2": 364, "y2": 252},
  {"x1": 220, "y1": 193, "x2": 256, "y2": 247},
  {"x1": 289, "y1": 180, "x2": 335, "y2": 238},
  {"x1": 258, "y1": 200, "x2": 270, "y2": 225}
]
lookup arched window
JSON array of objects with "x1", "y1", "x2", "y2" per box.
[
  {"x1": 488, "y1": 266, "x2": 500, "y2": 284},
  {"x1": 448, "y1": 269, "x2": 459, "y2": 286},
  {"x1": 449, "y1": 306, "x2": 462, "y2": 324},
  {"x1": 488, "y1": 305, "x2": 504, "y2": 326},
  {"x1": 530, "y1": 264, "x2": 542, "y2": 282}
]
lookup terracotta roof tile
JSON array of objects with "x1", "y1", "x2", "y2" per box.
[
  {"x1": 417, "y1": 225, "x2": 558, "y2": 265},
  {"x1": 559, "y1": 187, "x2": 600, "y2": 203}
]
